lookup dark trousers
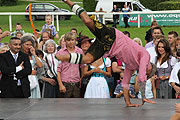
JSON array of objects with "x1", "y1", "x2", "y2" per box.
[
  {"x1": 124, "y1": 17, "x2": 130, "y2": 28},
  {"x1": 15, "y1": 86, "x2": 26, "y2": 98},
  {"x1": 105, "y1": 76, "x2": 114, "y2": 98},
  {"x1": 60, "y1": 82, "x2": 80, "y2": 98},
  {"x1": 112, "y1": 18, "x2": 118, "y2": 28}
]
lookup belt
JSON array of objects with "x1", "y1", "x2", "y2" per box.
[{"x1": 63, "y1": 82, "x2": 80, "y2": 86}]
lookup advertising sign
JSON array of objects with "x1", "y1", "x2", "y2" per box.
[{"x1": 119, "y1": 13, "x2": 180, "y2": 27}]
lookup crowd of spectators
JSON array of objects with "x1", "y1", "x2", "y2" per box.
[{"x1": 0, "y1": 15, "x2": 180, "y2": 101}]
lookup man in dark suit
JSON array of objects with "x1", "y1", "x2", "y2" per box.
[{"x1": 0, "y1": 37, "x2": 32, "y2": 98}]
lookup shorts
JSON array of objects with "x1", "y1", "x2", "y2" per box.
[
  {"x1": 114, "y1": 83, "x2": 123, "y2": 95},
  {"x1": 87, "y1": 20, "x2": 116, "y2": 61}
]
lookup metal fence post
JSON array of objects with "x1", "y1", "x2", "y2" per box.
[
  {"x1": 138, "y1": 14, "x2": 140, "y2": 28},
  {"x1": 9, "y1": 15, "x2": 12, "y2": 32},
  {"x1": 151, "y1": 14, "x2": 153, "y2": 22},
  {"x1": 103, "y1": 14, "x2": 105, "y2": 24},
  {"x1": 52, "y1": 15, "x2": 54, "y2": 26},
  {"x1": 56, "y1": 15, "x2": 59, "y2": 31}
]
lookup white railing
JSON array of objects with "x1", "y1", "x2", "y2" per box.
[{"x1": 0, "y1": 10, "x2": 180, "y2": 31}]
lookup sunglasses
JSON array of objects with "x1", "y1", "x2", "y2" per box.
[{"x1": 120, "y1": 77, "x2": 123, "y2": 79}]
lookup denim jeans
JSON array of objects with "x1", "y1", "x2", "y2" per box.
[{"x1": 112, "y1": 18, "x2": 118, "y2": 28}]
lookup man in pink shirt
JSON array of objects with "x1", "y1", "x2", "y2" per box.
[
  {"x1": 56, "y1": 0, "x2": 155, "y2": 106},
  {"x1": 56, "y1": 32, "x2": 83, "y2": 98}
]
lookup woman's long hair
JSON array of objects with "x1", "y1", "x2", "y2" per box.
[{"x1": 155, "y1": 39, "x2": 172, "y2": 65}]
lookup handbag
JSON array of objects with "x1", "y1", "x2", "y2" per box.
[
  {"x1": 29, "y1": 56, "x2": 39, "y2": 90},
  {"x1": 28, "y1": 75, "x2": 38, "y2": 90}
]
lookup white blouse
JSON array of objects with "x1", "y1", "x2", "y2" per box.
[
  {"x1": 156, "y1": 56, "x2": 178, "y2": 68},
  {"x1": 169, "y1": 62, "x2": 180, "y2": 84}
]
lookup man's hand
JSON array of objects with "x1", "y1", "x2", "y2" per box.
[
  {"x1": 31, "y1": 70, "x2": 37, "y2": 75},
  {"x1": 30, "y1": 46, "x2": 36, "y2": 56},
  {"x1": 20, "y1": 61, "x2": 24, "y2": 69},
  {"x1": 173, "y1": 86, "x2": 180, "y2": 99},
  {"x1": 59, "y1": 84, "x2": 66, "y2": 93},
  {"x1": 159, "y1": 76, "x2": 167, "y2": 80},
  {"x1": 175, "y1": 103, "x2": 180, "y2": 113},
  {"x1": 2, "y1": 31, "x2": 10, "y2": 37}
]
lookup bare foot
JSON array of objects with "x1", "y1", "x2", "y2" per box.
[
  {"x1": 142, "y1": 99, "x2": 156, "y2": 105},
  {"x1": 126, "y1": 103, "x2": 141, "y2": 107}
]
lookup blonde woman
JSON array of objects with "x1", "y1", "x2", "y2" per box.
[
  {"x1": 57, "y1": 34, "x2": 65, "y2": 51},
  {"x1": 0, "y1": 45, "x2": 9, "y2": 53},
  {"x1": 133, "y1": 37, "x2": 142, "y2": 46}
]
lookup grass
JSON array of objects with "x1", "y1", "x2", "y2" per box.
[
  {"x1": 1, "y1": 1, "x2": 180, "y2": 46},
  {"x1": 31, "y1": 0, "x2": 83, "y2": 2},
  {"x1": 0, "y1": 1, "x2": 81, "y2": 12}
]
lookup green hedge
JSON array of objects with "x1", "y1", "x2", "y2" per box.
[
  {"x1": 0, "y1": 0, "x2": 18, "y2": 6},
  {"x1": 140, "y1": 0, "x2": 166, "y2": 11},
  {"x1": 83, "y1": 0, "x2": 96, "y2": 12},
  {"x1": 157, "y1": 1, "x2": 180, "y2": 10}
]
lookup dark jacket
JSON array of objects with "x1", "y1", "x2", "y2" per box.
[
  {"x1": 0, "y1": 51, "x2": 32, "y2": 98},
  {"x1": 145, "y1": 28, "x2": 153, "y2": 43}
]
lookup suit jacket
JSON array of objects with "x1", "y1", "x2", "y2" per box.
[
  {"x1": 145, "y1": 28, "x2": 153, "y2": 43},
  {"x1": 0, "y1": 51, "x2": 32, "y2": 98}
]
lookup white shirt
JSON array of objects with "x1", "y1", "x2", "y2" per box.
[
  {"x1": 9, "y1": 50, "x2": 22, "y2": 73},
  {"x1": 169, "y1": 62, "x2": 180, "y2": 84},
  {"x1": 146, "y1": 46, "x2": 157, "y2": 64},
  {"x1": 46, "y1": 53, "x2": 61, "y2": 78},
  {"x1": 10, "y1": 50, "x2": 22, "y2": 86}
]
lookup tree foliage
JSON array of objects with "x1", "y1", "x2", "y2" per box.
[
  {"x1": 140, "y1": 0, "x2": 166, "y2": 10},
  {"x1": 0, "y1": 0, "x2": 18, "y2": 6},
  {"x1": 83, "y1": 0, "x2": 96, "y2": 12},
  {"x1": 158, "y1": 1, "x2": 180, "y2": 10}
]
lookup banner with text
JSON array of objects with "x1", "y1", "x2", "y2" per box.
[{"x1": 119, "y1": 13, "x2": 180, "y2": 27}]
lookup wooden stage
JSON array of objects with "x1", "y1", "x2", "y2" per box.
[{"x1": 0, "y1": 98, "x2": 178, "y2": 120}]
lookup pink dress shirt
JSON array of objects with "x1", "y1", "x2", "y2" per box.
[
  {"x1": 56, "y1": 46, "x2": 84, "y2": 83},
  {"x1": 108, "y1": 29, "x2": 150, "y2": 89}
]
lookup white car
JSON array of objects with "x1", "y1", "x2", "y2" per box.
[{"x1": 95, "y1": 0, "x2": 151, "y2": 22}]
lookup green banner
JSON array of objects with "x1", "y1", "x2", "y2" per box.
[{"x1": 119, "y1": 13, "x2": 180, "y2": 27}]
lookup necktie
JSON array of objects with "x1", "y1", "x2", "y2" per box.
[
  {"x1": 13, "y1": 54, "x2": 17, "y2": 62},
  {"x1": 13, "y1": 54, "x2": 21, "y2": 86}
]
